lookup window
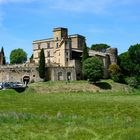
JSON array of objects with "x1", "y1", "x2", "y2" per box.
[
  {"x1": 48, "y1": 51, "x2": 50, "y2": 57},
  {"x1": 58, "y1": 72, "x2": 63, "y2": 80},
  {"x1": 67, "y1": 72, "x2": 71, "y2": 81},
  {"x1": 48, "y1": 59, "x2": 50, "y2": 63},
  {"x1": 47, "y1": 43, "x2": 50, "y2": 48},
  {"x1": 38, "y1": 44, "x2": 41, "y2": 49},
  {"x1": 56, "y1": 43, "x2": 58, "y2": 48},
  {"x1": 56, "y1": 37, "x2": 58, "y2": 41}
]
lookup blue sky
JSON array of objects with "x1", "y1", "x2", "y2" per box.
[{"x1": 0, "y1": 0, "x2": 140, "y2": 62}]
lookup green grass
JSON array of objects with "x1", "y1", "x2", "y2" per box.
[{"x1": 0, "y1": 81, "x2": 140, "y2": 139}]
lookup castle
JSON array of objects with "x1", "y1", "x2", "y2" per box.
[
  {"x1": 0, "y1": 27, "x2": 117, "y2": 83},
  {"x1": 33, "y1": 27, "x2": 117, "y2": 81}
]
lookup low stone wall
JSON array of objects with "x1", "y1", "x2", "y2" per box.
[
  {"x1": 0, "y1": 65, "x2": 42, "y2": 83},
  {"x1": 47, "y1": 67, "x2": 76, "y2": 81},
  {"x1": 0, "y1": 65, "x2": 77, "y2": 83}
]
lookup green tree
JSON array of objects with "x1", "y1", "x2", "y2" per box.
[
  {"x1": 82, "y1": 57, "x2": 103, "y2": 83},
  {"x1": 38, "y1": 48, "x2": 46, "y2": 79},
  {"x1": 1, "y1": 46, "x2": 6, "y2": 65},
  {"x1": 128, "y1": 44, "x2": 140, "y2": 64},
  {"x1": 10, "y1": 48, "x2": 27, "y2": 64},
  {"x1": 91, "y1": 44, "x2": 110, "y2": 52},
  {"x1": 82, "y1": 42, "x2": 89, "y2": 63},
  {"x1": 118, "y1": 44, "x2": 140, "y2": 77},
  {"x1": 128, "y1": 44, "x2": 140, "y2": 76},
  {"x1": 118, "y1": 52, "x2": 134, "y2": 76}
]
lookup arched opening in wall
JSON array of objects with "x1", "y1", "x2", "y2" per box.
[
  {"x1": 77, "y1": 73, "x2": 81, "y2": 80},
  {"x1": 67, "y1": 72, "x2": 71, "y2": 81},
  {"x1": 58, "y1": 72, "x2": 63, "y2": 80},
  {"x1": 23, "y1": 76, "x2": 30, "y2": 86}
]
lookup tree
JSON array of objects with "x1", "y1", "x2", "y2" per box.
[
  {"x1": 118, "y1": 44, "x2": 140, "y2": 77},
  {"x1": 82, "y1": 42, "x2": 89, "y2": 63},
  {"x1": 1, "y1": 46, "x2": 6, "y2": 65},
  {"x1": 38, "y1": 48, "x2": 46, "y2": 79},
  {"x1": 108, "y1": 63, "x2": 123, "y2": 83},
  {"x1": 118, "y1": 52, "x2": 134, "y2": 76},
  {"x1": 82, "y1": 57, "x2": 103, "y2": 83},
  {"x1": 30, "y1": 54, "x2": 34, "y2": 63},
  {"x1": 128, "y1": 44, "x2": 140, "y2": 64},
  {"x1": 10, "y1": 48, "x2": 27, "y2": 64},
  {"x1": 91, "y1": 44, "x2": 110, "y2": 52}
]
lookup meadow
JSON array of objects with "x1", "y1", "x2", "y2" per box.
[{"x1": 0, "y1": 80, "x2": 140, "y2": 140}]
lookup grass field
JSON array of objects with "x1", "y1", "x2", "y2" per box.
[{"x1": 0, "y1": 80, "x2": 140, "y2": 140}]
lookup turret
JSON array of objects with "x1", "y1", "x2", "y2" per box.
[
  {"x1": 106, "y1": 48, "x2": 118, "y2": 64},
  {"x1": 53, "y1": 27, "x2": 68, "y2": 41}
]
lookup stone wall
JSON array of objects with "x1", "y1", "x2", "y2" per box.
[
  {"x1": 47, "y1": 67, "x2": 76, "y2": 81},
  {"x1": 0, "y1": 65, "x2": 42, "y2": 83}
]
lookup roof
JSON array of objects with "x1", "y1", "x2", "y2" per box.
[
  {"x1": 33, "y1": 38, "x2": 54, "y2": 43},
  {"x1": 69, "y1": 34, "x2": 85, "y2": 38},
  {"x1": 53, "y1": 27, "x2": 68, "y2": 32}
]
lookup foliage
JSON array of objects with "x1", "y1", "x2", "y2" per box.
[
  {"x1": 108, "y1": 63, "x2": 121, "y2": 75},
  {"x1": 108, "y1": 63, "x2": 124, "y2": 83},
  {"x1": 10, "y1": 48, "x2": 27, "y2": 64},
  {"x1": 118, "y1": 52, "x2": 134, "y2": 76},
  {"x1": 1, "y1": 46, "x2": 6, "y2": 65},
  {"x1": 128, "y1": 44, "x2": 140, "y2": 64},
  {"x1": 82, "y1": 42, "x2": 89, "y2": 62},
  {"x1": 91, "y1": 44, "x2": 110, "y2": 52},
  {"x1": 38, "y1": 48, "x2": 46, "y2": 79},
  {"x1": 128, "y1": 44, "x2": 140, "y2": 76},
  {"x1": 82, "y1": 57, "x2": 103, "y2": 83},
  {"x1": 125, "y1": 77, "x2": 138, "y2": 88},
  {"x1": 118, "y1": 44, "x2": 140, "y2": 77}
]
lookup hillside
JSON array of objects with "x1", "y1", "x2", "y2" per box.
[{"x1": 26, "y1": 80, "x2": 134, "y2": 94}]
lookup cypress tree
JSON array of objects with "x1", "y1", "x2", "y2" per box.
[
  {"x1": 39, "y1": 48, "x2": 46, "y2": 79},
  {"x1": 82, "y1": 42, "x2": 89, "y2": 63},
  {"x1": 1, "y1": 46, "x2": 6, "y2": 65},
  {"x1": 82, "y1": 42, "x2": 89, "y2": 80}
]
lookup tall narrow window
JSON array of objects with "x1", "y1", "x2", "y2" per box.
[
  {"x1": 58, "y1": 72, "x2": 63, "y2": 80},
  {"x1": 48, "y1": 51, "x2": 50, "y2": 57},
  {"x1": 47, "y1": 43, "x2": 50, "y2": 49},
  {"x1": 56, "y1": 43, "x2": 58, "y2": 48}
]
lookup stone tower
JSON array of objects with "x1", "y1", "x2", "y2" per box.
[
  {"x1": 106, "y1": 48, "x2": 118, "y2": 64},
  {"x1": 53, "y1": 27, "x2": 68, "y2": 40}
]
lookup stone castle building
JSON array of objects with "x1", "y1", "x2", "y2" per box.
[
  {"x1": 33, "y1": 27, "x2": 117, "y2": 81},
  {"x1": 0, "y1": 27, "x2": 117, "y2": 83}
]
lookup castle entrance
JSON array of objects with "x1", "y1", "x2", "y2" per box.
[{"x1": 23, "y1": 76, "x2": 30, "y2": 86}]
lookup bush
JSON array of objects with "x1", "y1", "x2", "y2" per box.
[
  {"x1": 108, "y1": 63, "x2": 124, "y2": 83},
  {"x1": 125, "y1": 77, "x2": 138, "y2": 88}
]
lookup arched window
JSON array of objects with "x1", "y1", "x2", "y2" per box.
[
  {"x1": 58, "y1": 72, "x2": 63, "y2": 80},
  {"x1": 67, "y1": 72, "x2": 71, "y2": 81}
]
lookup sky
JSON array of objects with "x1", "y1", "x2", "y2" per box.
[{"x1": 0, "y1": 0, "x2": 140, "y2": 62}]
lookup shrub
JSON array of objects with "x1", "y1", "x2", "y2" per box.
[
  {"x1": 125, "y1": 77, "x2": 138, "y2": 88},
  {"x1": 108, "y1": 63, "x2": 124, "y2": 83}
]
